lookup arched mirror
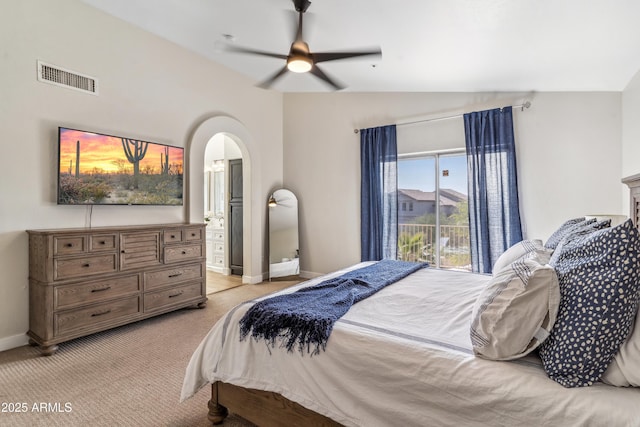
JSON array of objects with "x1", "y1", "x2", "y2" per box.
[{"x1": 268, "y1": 189, "x2": 299, "y2": 279}]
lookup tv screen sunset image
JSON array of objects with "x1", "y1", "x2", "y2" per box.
[{"x1": 58, "y1": 128, "x2": 184, "y2": 205}]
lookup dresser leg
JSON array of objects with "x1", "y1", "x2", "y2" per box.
[
  {"x1": 29, "y1": 338, "x2": 58, "y2": 356},
  {"x1": 40, "y1": 345, "x2": 59, "y2": 356}
]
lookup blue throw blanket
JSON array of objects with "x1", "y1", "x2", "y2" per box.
[{"x1": 239, "y1": 259, "x2": 427, "y2": 355}]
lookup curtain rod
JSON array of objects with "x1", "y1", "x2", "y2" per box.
[{"x1": 353, "y1": 101, "x2": 531, "y2": 134}]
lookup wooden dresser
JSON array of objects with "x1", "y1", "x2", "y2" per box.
[{"x1": 27, "y1": 223, "x2": 207, "y2": 355}]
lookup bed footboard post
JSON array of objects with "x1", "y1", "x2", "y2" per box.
[{"x1": 207, "y1": 382, "x2": 228, "y2": 425}]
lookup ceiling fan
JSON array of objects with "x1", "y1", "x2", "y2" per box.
[{"x1": 225, "y1": 0, "x2": 382, "y2": 90}]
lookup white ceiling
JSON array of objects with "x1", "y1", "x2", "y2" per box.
[{"x1": 82, "y1": 0, "x2": 640, "y2": 92}]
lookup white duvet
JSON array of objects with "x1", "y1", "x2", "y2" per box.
[{"x1": 181, "y1": 263, "x2": 640, "y2": 426}]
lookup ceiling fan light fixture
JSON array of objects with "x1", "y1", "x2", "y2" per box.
[
  {"x1": 228, "y1": 0, "x2": 380, "y2": 90},
  {"x1": 287, "y1": 56, "x2": 313, "y2": 73}
]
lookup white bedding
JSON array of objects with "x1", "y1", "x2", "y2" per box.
[{"x1": 181, "y1": 263, "x2": 640, "y2": 426}]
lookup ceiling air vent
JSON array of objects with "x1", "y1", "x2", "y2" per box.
[{"x1": 37, "y1": 60, "x2": 99, "y2": 95}]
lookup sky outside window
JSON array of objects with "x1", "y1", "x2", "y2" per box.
[{"x1": 398, "y1": 154, "x2": 467, "y2": 195}]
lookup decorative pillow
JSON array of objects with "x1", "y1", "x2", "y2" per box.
[
  {"x1": 539, "y1": 219, "x2": 640, "y2": 387},
  {"x1": 471, "y1": 251, "x2": 560, "y2": 360},
  {"x1": 544, "y1": 217, "x2": 586, "y2": 250},
  {"x1": 548, "y1": 219, "x2": 611, "y2": 266},
  {"x1": 492, "y1": 239, "x2": 550, "y2": 276},
  {"x1": 585, "y1": 215, "x2": 628, "y2": 227},
  {"x1": 601, "y1": 310, "x2": 640, "y2": 387}
]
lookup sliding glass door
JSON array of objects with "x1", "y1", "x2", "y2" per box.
[{"x1": 397, "y1": 151, "x2": 470, "y2": 270}]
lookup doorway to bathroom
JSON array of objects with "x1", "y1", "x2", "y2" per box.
[{"x1": 204, "y1": 133, "x2": 244, "y2": 294}]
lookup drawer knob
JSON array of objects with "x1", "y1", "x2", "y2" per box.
[
  {"x1": 65, "y1": 243, "x2": 73, "y2": 247},
  {"x1": 99, "y1": 241, "x2": 106, "y2": 245},
  {"x1": 191, "y1": 233, "x2": 196, "y2": 237},
  {"x1": 181, "y1": 250, "x2": 187, "y2": 255},
  {"x1": 91, "y1": 309, "x2": 112, "y2": 317},
  {"x1": 91, "y1": 286, "x2": 111, "y2": 293},
  {"x1": 82, "y1": 263, "x2": 91, "y2": 268},
  {"x1": 171, "y1": 235, "x2": 176, "y2": 239},
  {"x1": 168, "y1": 272, "x2": 183, "y2": 278},
  {"x1": 168, "y1": 291, "x2": 184, "y2": 298}
]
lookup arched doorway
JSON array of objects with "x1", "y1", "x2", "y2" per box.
[
  {"x1": 204, "y1": 134, "x2": 243, "y2": 281},
  {"x1": 188, "y1": 116, "x2": 262, "y2": 284}
]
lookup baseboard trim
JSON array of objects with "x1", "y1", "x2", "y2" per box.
[
  {"x1": 0, "y1": 333, "x2": 29, "y2": 353},
  {"x1": 207, "y1": 266, "x2": 231, "y2": 275},
  {"x1": 243, "y1": 274, "x2": 264, "y2": 285},
  {"x1": 299, "y1": 270, "x2": 322, "y2": 279},
  {"x1": 246, "y1": 271, "x2": 321, "y2": 283}
]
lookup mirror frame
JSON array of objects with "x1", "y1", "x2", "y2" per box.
[{"x1": 268, "y1": 189, "x2": 300, "y2": 279}]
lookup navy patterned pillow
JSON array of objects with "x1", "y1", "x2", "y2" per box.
[
  {"x1": 539, "y1": 219, "x2": 640, "y2": 387},
  {"x1": 544, "y1": 217, "x2": 586, "y2": 250},
  {"x1": 548, "y1": 219, "x2": 611, "y2": 266}
]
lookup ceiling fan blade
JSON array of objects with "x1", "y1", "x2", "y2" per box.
[
  {"x1": 225, "y1": 44, "x2": 288, "y2": 60},
  {"x1": 313, "y1": 48, "x2": 382, "y2": 64},
  {"x1": 309, "y1": 65, "x2": 344, "y2": 91},
  {"x1": 257, "y1": 65, "x2": 290, "y2": 89}
]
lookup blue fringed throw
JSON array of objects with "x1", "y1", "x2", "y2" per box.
[{"x1": 239, "y1": 259, "x2": 427, "y2": 355}]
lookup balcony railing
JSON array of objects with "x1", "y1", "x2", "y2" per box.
[{"x1": 398, "y1": 223, "x2": 471, "y2": 271}]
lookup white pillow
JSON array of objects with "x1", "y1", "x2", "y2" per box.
[
  {"x1": 492, "y1": 239, "x2": 549, "y2": 275},
  {"x1": 471, "y1": 251, "x2": 560, "y2": 360},
  {"x1": 601, "y1": 311, "x2": 640, "y2": 387}
]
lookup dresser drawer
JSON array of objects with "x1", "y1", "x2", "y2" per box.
[
  {"x1": 144, "y1": 263, "x2": 203, "y2": 291},
  {"x1": 54, "y1": 254, "x2": 117, "y2": 280},
  {"x1": 144, "y1": 281, "x2": 203, "y2": 312},
  {"x1": 89, "y1": 234, "x2": 117, "y2": 252},
  {"x1": 163, "y1": 229, "x2": 183, "y2": 244},
  {"x1": 184, "y1": 227, "x2": 203, "y2": 241},
  {"x1": 54, "y1": 295, "x2": 140, "y2": 336},
  {"x1": 54, "y1": 236, "x2": 86, "y2": 255},
  {"x1": 55, "y1": 275, "x2": 140, "y2": 310},
  {"x1": 164, "y1": 243, "x2": 203, "y2": 263}
]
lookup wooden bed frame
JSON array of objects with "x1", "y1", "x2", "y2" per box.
[
  {"x1": 205, "y1": 175, "x2": 640, "y2": 426},
  {"x1": 207, "y1": 381, "x2": 342, "y2": 426}
]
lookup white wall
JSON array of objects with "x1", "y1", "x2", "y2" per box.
[
  {"x1": 0, "y1": 0, "x2": 283, "y2": 350},
  {"x1": 622, "y1": 69, "x2": 640, "y2": 214},
  {"x1": 284, "y1": 92, "x2": 623, "y2": 276}
]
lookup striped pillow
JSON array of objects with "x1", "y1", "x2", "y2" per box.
[
  {"x1": 471, "y1": 250, "x2": 560, "y2": 360},
  {"x1": 492, "y1": 239, "x2": 551, "y2": 275},
  {"x1": 544, "y1": 217, "x2": 586, "y2": 250}
]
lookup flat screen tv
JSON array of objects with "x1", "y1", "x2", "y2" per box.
[{"x1": 57, "y1": 127, "x2": 184, "y2": 205}]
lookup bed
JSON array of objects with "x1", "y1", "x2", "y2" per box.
[{"x1": 181, "y1": 177, "x2": 640, "y2": 426}]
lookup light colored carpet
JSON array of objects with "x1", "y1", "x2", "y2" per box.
[{"x1": 0, "y1": 280, "x2": 299, "y2": 427}]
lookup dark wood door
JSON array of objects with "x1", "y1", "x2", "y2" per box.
[{"x1": 229, "y1": 159, "x2": 243, "y2": 276}]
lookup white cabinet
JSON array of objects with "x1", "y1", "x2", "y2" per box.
[{"x1": 206, "y1": 219, "x2": 225, "y2": 273}]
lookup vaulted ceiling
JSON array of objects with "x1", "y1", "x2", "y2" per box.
[{"x1": 83, "y1": 0, "x2": 640, "y2": 92}]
